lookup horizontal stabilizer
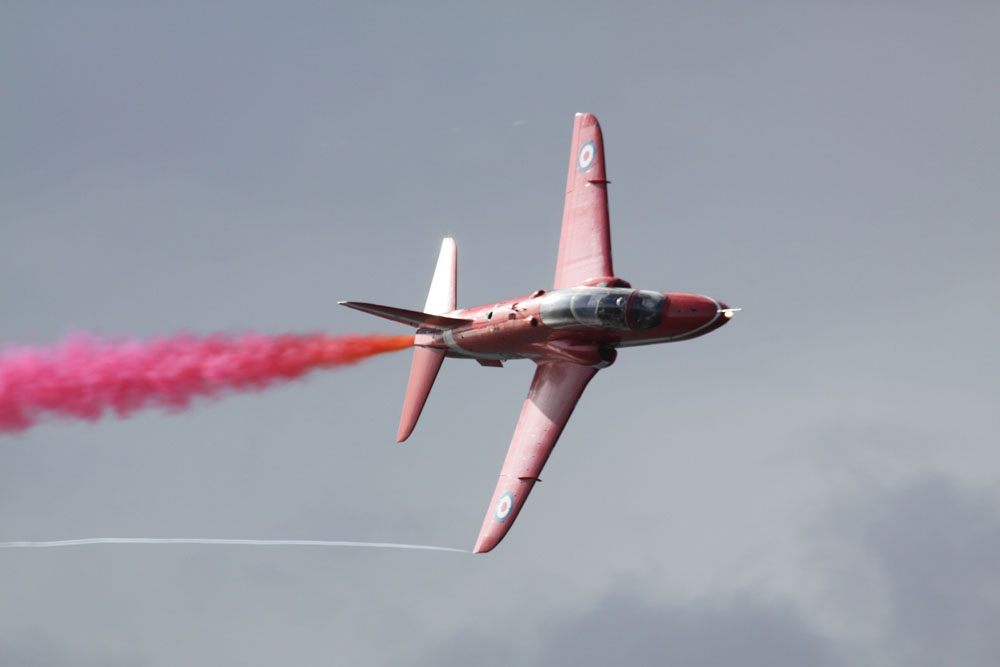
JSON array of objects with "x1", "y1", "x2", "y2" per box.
[
  {"x1": 397, "y1": 347, "x2": 446, "y2": 442},
  {"x1": 338, "y1": 301, "x2": 471, "y2": 329}
]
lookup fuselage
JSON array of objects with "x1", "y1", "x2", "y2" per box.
[{"x1": 416, "y1": 283, "x2": 732, "y2": 368}]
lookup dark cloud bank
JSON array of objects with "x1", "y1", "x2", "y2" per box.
[{"x1": 428, "y1": 475, "x2": 1000, "y2": 667}]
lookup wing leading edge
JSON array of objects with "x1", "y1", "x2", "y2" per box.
[
  {"x1": 553, "y1": 112, "x2": 614, "y2": 289},
  {"x1": 473, "y1": 362, "x2": 598, "y2": 553}
]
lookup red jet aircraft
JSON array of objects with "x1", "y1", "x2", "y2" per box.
[{"x1": 342, "y1": 113, "x2": 737, "y2": 553}]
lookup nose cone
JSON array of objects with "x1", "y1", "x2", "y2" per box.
[{"x1": 659, "y1": 293, "x2": 733, "y2": 340}]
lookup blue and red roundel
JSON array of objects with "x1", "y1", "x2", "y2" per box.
[
  {"x1": 577, "y1": 141, "x2": 597, "y2": 172},
  {"x1": 494, "y1": 491, "x2": 515, "y2": 523}
]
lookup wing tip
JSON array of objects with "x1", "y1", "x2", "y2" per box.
[{"x1": 472, "y1": 533, "x2": 498, "y2": 554}]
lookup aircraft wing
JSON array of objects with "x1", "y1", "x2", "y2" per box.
[
  {"x1": 473, "y1": 361, "x2": 598, "y2": 553},
  {"x1": 553, "y1": 112, "x2": 613, "y2": 289}
]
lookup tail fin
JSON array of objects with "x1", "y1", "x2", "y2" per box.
[
  {"x1": 424, "y1": 238, "x2": 457, "y2": 314},
  {"x1": 397, "y1": 238, "x2": 458, "y2": 442}
]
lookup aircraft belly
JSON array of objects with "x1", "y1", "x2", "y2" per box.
[{"x1": 440, "y1": 318, "x2": 547, "y2": 361}]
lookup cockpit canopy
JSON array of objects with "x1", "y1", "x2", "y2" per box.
[{"x1": 539, "y1": 288, "x2": 665, "y2": 331}]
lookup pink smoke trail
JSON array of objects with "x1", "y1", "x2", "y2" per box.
[{"x1": 0, "y1": 333, "x2": 413, "y2": 433}]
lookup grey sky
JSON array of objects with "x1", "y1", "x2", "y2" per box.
[{"x1": 2, "y1": 3, "x2": 999, "y2": 666}]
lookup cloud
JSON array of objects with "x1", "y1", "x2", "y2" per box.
[
  {"x1": 426, "y1": 475, "x2": 1000, "y2": 667},
  {"x1": 535, "y1": 594, "x2": 838, "y2": 667},
  {"x1": 0, "y1": 632, "x2": 134, "y2": 667},
  {"x1": 427, "y1": 592, "x2": 837, "y2": 667},
  {"x1": 818, "y1": 476, "x2": 1000, "y2": 666}
]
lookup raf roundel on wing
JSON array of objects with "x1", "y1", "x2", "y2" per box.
[
  {"x1": 494, "y1": 491, "x2": 514, "y2": 523},
  {"x1": 577, "y1": 140, "x2": 596, "y2": 171}
]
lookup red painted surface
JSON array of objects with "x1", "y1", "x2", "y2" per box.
[
  {"x1": 396, "y1": 346, "x2": 445, "y2": 442},
  {"x1": 472, "y1": 362, "x2": 597, "y2": 554},
  {"x1": 341, "y1": 113, "x2": 736, "y2": 553},
  {"x1": 555, "y1": 113, "x2": 613, "y2": 289}
]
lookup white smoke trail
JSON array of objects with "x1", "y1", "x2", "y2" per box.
[{"x1": 0, "y1": 538, "x2": 467, "y2": 553}]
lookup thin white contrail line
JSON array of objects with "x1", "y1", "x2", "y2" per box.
[{"x1": 0, "y1": 538, "x2": 468, "y2": 553}]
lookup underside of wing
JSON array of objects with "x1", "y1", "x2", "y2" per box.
[
  {"x1": 553, "y1": 113, "x2": 614, "y2": 289},
  {"x1": 472, "y1": 361, "x2": 598, "y2": 553}
]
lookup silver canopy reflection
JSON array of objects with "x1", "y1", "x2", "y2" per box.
[{"x1": 539, "y1": 288, "x2": 666, "y2": 330}]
